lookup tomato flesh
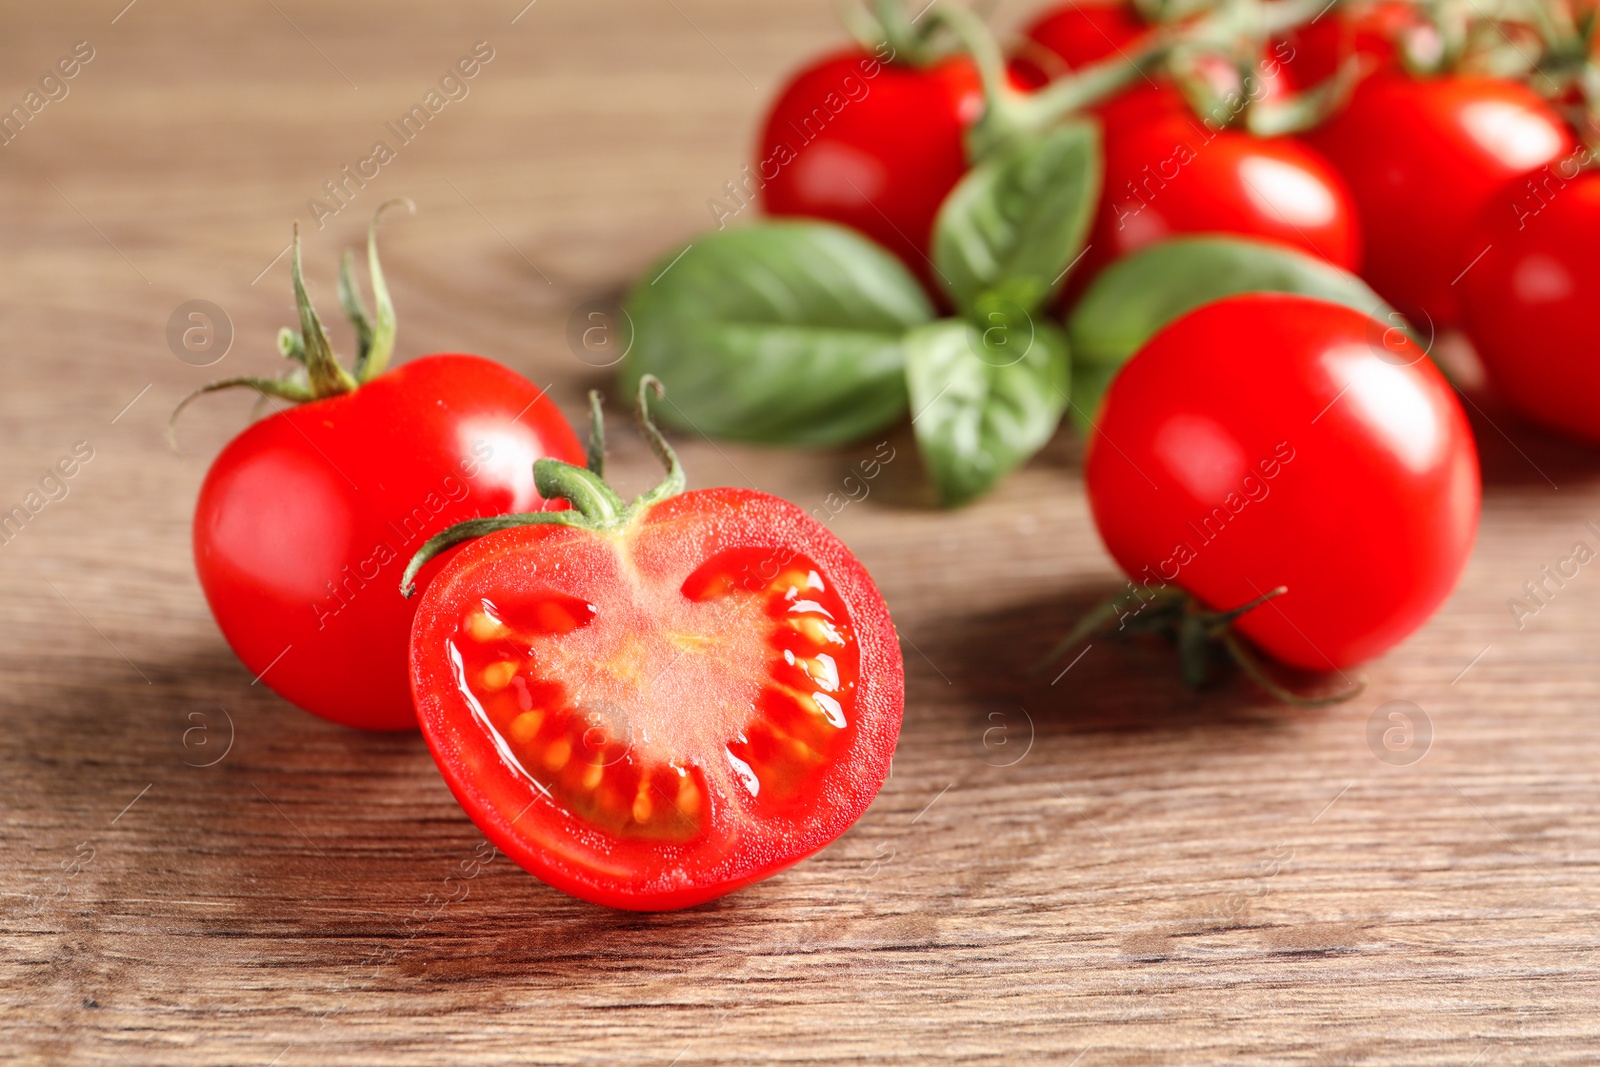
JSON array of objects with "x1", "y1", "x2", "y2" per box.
[{"x1": 411, "y1": 489, "x2": 902, "y2": 910}]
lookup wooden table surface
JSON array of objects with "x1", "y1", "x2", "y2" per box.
[{"x1": 3, "y1": 1, "x2": 1598, "y2": 1063}]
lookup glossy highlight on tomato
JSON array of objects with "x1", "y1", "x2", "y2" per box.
[
  {"x1": 758, "y1": 47, "x2": 983, "y2": 281},
  {"x1": 410, "y1": 484, "x2": 903, "y2": 910},
  {"x1": 1306, "y1": 73, "x2": 1575, "y2": 327},
  {"x1": 1086, "y1": 294, "x2": 1479, "y2": 670},
  {"x1": 195, "y1": 355, "x2": 583, "y2": 731},
  {"x1": 1083, "y1": 114, "x2": 1361, "y2": 283},
  {"x1": 1463, "y1": 170, "x2": 1600, "y2": 444}
]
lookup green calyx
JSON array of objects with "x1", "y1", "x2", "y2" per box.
[
  {"x1": 167, "y1": 198, "x2": 415, "y2": 447},
  {"x1": 1037, "y1": 584, "x2": 1364, "y2": 708},
  {"x1": 398, "y1": 375, "x2": 687, "y2": 598}
]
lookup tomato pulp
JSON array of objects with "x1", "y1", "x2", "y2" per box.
[
  {"x1": 195, "y1": 355, "x2": 583, "y2": 731},
  {"x1": 758, "y1": 48, "x2": 983, "y2": 281},
  {"x1": 1086, "y1": 294, "x2": 1480, "y2": 670},
  {"x1": 1463, "y1": 170, "x2": 1600, "y2": 444},
  {"x1": 409, "y1": 409, "x2": 903, "y2": 909},
  {"x1": 1306, "y1": 73, "x2": 1575, "y2": 327}
]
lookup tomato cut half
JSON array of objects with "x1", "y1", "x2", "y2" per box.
[{"x1": 409, "y1": 475, "x2": 902, "y2": 911}]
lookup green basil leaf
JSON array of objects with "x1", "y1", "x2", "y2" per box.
[
  {"x1": 1065, "y1": 236, "x2": 1397, "y2": 429},
  {"x1": 621, "y1": 221, "x2": 936, "y2": 447},
  {"x1": 932, "y1": 122, "x2": 1101, "y2": 316},
  {"x1": 904, "y1": 317, "x2": 1070, "y2": 507}
]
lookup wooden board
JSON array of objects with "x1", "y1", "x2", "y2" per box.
[{"x1": 3, "y1": 2, "x2": 1598, "y2": 1063}]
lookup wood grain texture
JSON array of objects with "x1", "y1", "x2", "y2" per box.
[{"x1": 2, "y1": 2, "x2": 1598, "y2": 1064}]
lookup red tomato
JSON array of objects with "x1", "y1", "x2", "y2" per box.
[
  {"x1": 1305, "y1": 73, "x2": 1575, "y2": 327},
  {"x1": 409, "y1": 438, "x2": 903, "y2": 910},
  {"x1": 195, "y1": 355, "x2": 583, "y2": 731},
  {"x1": 1279, "y1": 0, "x2": 1414, "y2": 90},
  {"x1": 758, "y1": 48, "x2": 983, "y2": 280},
  {"x1": 1014, "y1": 0, "x2": 1148, "y2": 85},
  {"x1": 1082, "y1": 114, "x2": 1362, "y2": 282},
  {"x1": 1011, "y1": 0, "x2": 1185, "y2": 128},
  {"x1": 1462, "y1": 168, "x2": 1600, "y2": 443},
  {"x1": 1016, "y1": 1, "x2": 1291, "y2": 114},
  {"x1": 1086, "y1": 294, "x2": 1479, "y2": 670}
]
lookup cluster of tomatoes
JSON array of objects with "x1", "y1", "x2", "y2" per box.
[
  {"x1": 183, "y1": 0, "x2": 1599, "y2": 911},
  {"x1": 741, "y1": 0, "x2": 1600, "y2": 683}
]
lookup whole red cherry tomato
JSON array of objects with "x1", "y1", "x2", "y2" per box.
[
  {"x1": 758, "y1": 47, "x2": 983, "y2": 280},
  {"x1": 1013, "y1": 0, "x2": 1148, "y2": 85},
  {"x1": 1082, "y1": 114, "x2": 1362, "y2": 282},
  {"x1": 188, "y1": 212, "x2": 583, "y2": 731},
  {"x1": 1462, "y1": 168, "x2": 1600, "y2": 444},
  {"x1": 1279, "y1": 0, "x2": 1415, "y2": 90},
  {"x1": 1016, "y1": 1, "x2": 1290, "y2": 113},
  {"x1": 1086, "y1": 294, "x2": 1479, "y2": 670},
  {"x1": 1011, "y1": 0, "x2": 1184, "y2": 129},
  {"x1": 405, "y1": 382, "x2": 903, "y2": 910},
  {"x1": 1306, "y1": 73, "x2": 1575, "y2": 327}
]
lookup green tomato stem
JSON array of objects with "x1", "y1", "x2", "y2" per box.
[{"x1": 398, "y1": 376, "x2": 688, "y2": 599}]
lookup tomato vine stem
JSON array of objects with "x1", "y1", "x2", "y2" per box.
[{"x1": 399, "y1": 375, "x2": 687, "y2": 598}]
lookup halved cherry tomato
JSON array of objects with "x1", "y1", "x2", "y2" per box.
[
  {"x1": 1462, "y1": 169, "x2": 1600, "y2": 444},
  {"x1": 1086, "y1": 294, "x2": 1479, "y2": 670},
  {"x1": 1306, "y1": 73, "x2": 1575, "y2": 327},
  {"x1": 758, "y1": 48, "x2": 983, "y2": 282},
  {"x1": 407, "y1": 385, "x2": 903, "y2": 909}
]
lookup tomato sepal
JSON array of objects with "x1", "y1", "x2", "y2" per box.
[
  {"x1": 1038, "y1": 584, "x2": 1365, "y2": 707},
  {"x1": 400, "y1": 376, "x2": 687, "y2": 597},
  {"x1": 168, "y1": 199, "x2": 415, "y2": 447}
]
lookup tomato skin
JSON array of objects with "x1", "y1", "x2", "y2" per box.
[
  {"x1": 1014, "y1": 0, "x2": 1148, "y2": 84},
  {"x1": 194, "y1": 355, "x2": 584, "y2": 731},
  {"x1": 1463, "y1": 170, "x2": 1600, "y2": 444},
  {"x1": 1083, "y1": 114, "x2": 1362, "y2": 282},
  {"x1": 409, "y1": 487, "x2": 904, "y2": 911},
  {"x1": 1086, "y1": 294, "x2": 1479, "y2": 671},
  {"x1": 1305, "y1": 74, "x2": 1575, "y2": 327},
  {"x1": 758, "y1": 49, "x2": 982, "y2": 280},
  {"x1": 1279, "y1": 0, "x2": 1413, "y2": 90}
]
